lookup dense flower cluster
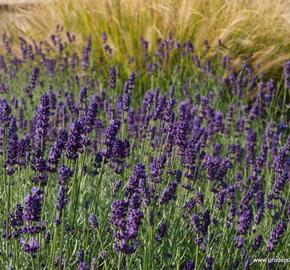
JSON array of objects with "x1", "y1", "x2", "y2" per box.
[{"x1": 0, "y1": 30, "x2": 288, "y2": 269}]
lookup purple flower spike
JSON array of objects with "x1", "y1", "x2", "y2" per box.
[
  {"x1": 252, "y1": 234, "x2": 263, "y2": 250},
  {"x1": 284, "y1": 61, "x2": 290, "y2": 89},
  {"x1": 66, "y1": 119, "x2": 84, "y2": 160},
  {"x1": 48, "y1": 129, "x2": 68, "y2": 167},
  {"x1": 33, "y1": 93, "x2": 50, "y2": 155},
  {"x1": 78, "y1": 262, "x2": 90, "y2": 270},
  {"x1": 56, "y1": 185, "x2": 68, "y2": 210},
  {"x1": 155, "y1": 223, "x2": 167, "y2": 242},
  {"x1": 0, "y1": 98, "x2": 11, "y2": 127},
  {"x1": 182, "y1": 260, "x2": 195, "y2": 270},
  {"x1": 237, "y1": 203, "x2": 252, "y2": 235},
  {"x1": 20, "y1": 237, "x2": 40, "y2": 257},
  {"x1": 83, "y1": 101, "x2": 98, "y2": 133},
  {"x1": 58, "y1": 165, "x2": 73, "y2": 185},
  {"x1": 234, "y1": 236, "x2": 244, "y2": 249},
  {"x1": 9, "y1": 204, "x2": 24, "y2": 228},
  {"x1": 159, "y1": 181, "x2": 178, "y2": 205},
  {"x1": 109, "y1": 67, "x2": 117, "y2": 89},
  {"x1": 126, "y1": 163, "x2": 147, "y2": 196},
  {"x1": 54, "y1": 165, "x2": 73, "y2": 224},
  {"x1": 5, "y1": 117, "x2": 18, "y2": 175},
  {"x1": 88, "y1": 214, "x2": 99, "y2": 229},
  {"x1": 267, "y1": 222, "x2": 287, "y2": 252},
  {"x1": 150, "y1": 155, "x2": 166, "y2": 183},
  {"x1": 104, "y1": 119, "x2": 121, "y2": 147},
  {"x1": 79, "y1": 86, "x2": 87, "y2": 104},
  {"x1": 23, "y1": 187, "x2": 44, "y2": 222},
  {"x1": 24, "y1": 67, "x2": 40, "y2": 99},
  {"x1": 82, "y1": 35, "x2": 91, "y2": 70},
  {"x1": 122, "y1": 72, "x2": 136, "y2": 112}
]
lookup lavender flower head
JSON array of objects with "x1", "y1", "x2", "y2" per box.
[
  {"x1": 33, "y1": 93, "x2": 50, "y2": 154},
  {"x1": 284, "y1": 60, "x2": 290, "y2": 89},
  {"x1": 88, "y1": 214, "x2": 99, "y2": 229},
  {"x1": 182, "y1": 260, "x2": 195, "y2": 270},
  {"x1": 5, "y1": 117, "x2": 18, "y2": 175},
  {"x1": 267, "y1": 222, "x2": 287, "y2": 252},
  {"x1": 79, "y1": 86, "x2": 87, "y2": 104},
  {"x1": 48, "y1": 129, "x2": 68, "y2": 166},
  {"x1": 20, "y1": 237, "x2": 39, "y2": 257},
  {"x1": 126, "y1": 162, "x2": 147, "y2": 196},
  {"x1": 23, "y1": 187, "x2": 44, "y2": 222},
  {"x1": 155, "y1": 223, "x2": 167, "y2": 241},
  {"x1": 0, "y1": 98, "x2": 11, "y2": 127},
  {"x1": 66, "y1": 119, "x2": 84, "y2": 160},
  {"x1": 150, "y1": 155, "x2": 166, "y2": 183},
  {"x1": 109, "y1": 66, "x2": 117, "y2": 89},
  {"x1": 122, "y1": 72, "x2": 136, "y2": 112},
  {"x1": 159, "y1": 181, "x2": 178, "y2": 205},
  {"x1": 104, "y1": 119, "x2": 121, "y2": 146}
]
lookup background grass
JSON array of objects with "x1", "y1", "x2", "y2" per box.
[{"x1": 1, "y1": 0, "x2": 290, "y2": 78}]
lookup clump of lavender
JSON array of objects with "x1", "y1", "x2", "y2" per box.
[
  {"x1": 234, "y1": 235, "x2": 245, "y2": 249},
  {"x1": 111, "y1": 168, "x2": 145, "y2": 254},
  {"x1": 175, "y1": 121, "x2": 188, "y2": 154},
  {"x1": 0, "y1": 31, "x2": 289, "y2": 270}
]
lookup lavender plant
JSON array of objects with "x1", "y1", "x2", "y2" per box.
[{"x1": 0, "y1": 30, "x2": 289, "y2": 270}]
